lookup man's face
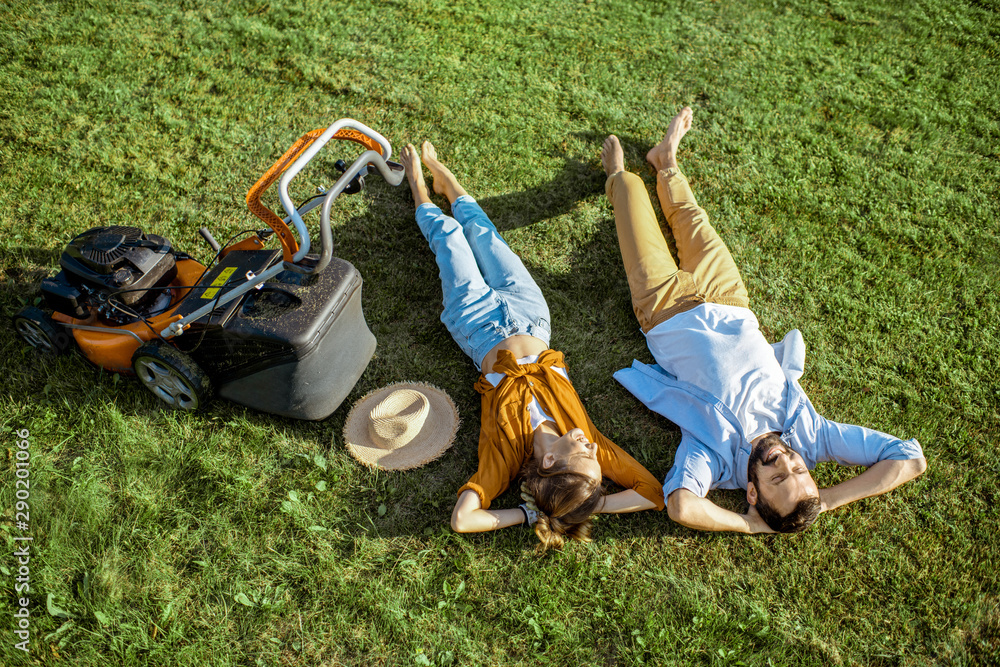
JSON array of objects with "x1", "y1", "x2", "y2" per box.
[
  {"x1": 543, "y1": 428, "x2": 602, "y2": 482},
  {"x1": 747, "y1": 437, "x2": 819, "y2": 515}
]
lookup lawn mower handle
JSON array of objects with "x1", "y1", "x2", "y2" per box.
[
  {"x1": 278, "y1": 119, "x2": 397, "y2": 265},
  {"x1": 161, "y1": 121, "x2": 402, "y2": 338},
  {"x1": 245, "y1": 119, "x2": 390, "y2": 263},
  {"x1": 293, "y1": 151, "x2": 404, "y2": 275}
]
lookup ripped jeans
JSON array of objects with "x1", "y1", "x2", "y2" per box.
[{"x1": 416, "y1": 196, "x2": 551, "y2": 371}]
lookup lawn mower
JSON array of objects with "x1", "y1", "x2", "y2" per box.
[{"x1": 12, "y1": 118, "x2": 404, "y2": 419}]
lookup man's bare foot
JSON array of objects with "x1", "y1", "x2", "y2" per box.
[
  {"x1": 401, "y1": 143, "x2": 432, "y2": 207},
  {"x1": 601, "y1": 135, "x2": 625, "y2": 177},
  {"x1": 646, "y1": 106, "x2": 693, "y2": 172},
  {"x1": 421, "y1": 141, "x2": 468, "y2": 203}
]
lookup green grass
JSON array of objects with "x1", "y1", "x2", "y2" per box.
[{"x1": 1, "y1": 0, "x2": 998, "y2": 664}]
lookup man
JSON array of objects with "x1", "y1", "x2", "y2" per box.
[{"x1": 602, "y1": 107, "x2": 926, "y2": 533}]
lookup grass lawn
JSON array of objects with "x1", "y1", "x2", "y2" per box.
[{"x1": 1, "y1": 0, "x2": 998, "y2": 664}]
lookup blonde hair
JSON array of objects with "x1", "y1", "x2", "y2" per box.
[{"x1": 519, "y1": 458, "x2": 605, "y2": 552}]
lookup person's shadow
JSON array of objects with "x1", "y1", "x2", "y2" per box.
[{"x1": 469, "y1": 132, "x2": 662, "y2": 233}]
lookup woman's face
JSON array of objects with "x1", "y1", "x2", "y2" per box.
[{"x1": 545, "y1": 428, "x2": 602, "y2": 482}]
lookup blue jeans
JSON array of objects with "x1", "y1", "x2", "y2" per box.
[{"x1": 416, "y1": 196, "x2": 551, "y2": 371}]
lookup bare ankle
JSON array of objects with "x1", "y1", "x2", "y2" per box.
[{"x1": 411, "y1": 183, "x2": 432, "y2": 208}]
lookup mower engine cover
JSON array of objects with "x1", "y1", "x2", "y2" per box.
[{"x1": 47, "y1": 225, "x2": 178, "y2": 313}]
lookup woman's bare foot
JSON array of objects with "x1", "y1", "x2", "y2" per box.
[
  {"x1": 601, "y1": 135, "x2": 625, "y2": 177},
  {"x1": 646, "y1": 106, "x2": 693, "y2": 172},
  {"x1": 420, "y1": 141, "x2": 468, "y2": 203},
  {"x1": 401, "y1": 143, "x2": 432, "y2": 207}
]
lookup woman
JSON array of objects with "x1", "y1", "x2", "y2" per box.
[{"x1": 400, "y1": 142, "x2": 664, "y2": 550}]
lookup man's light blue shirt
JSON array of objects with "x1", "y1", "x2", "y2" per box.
[{"x1": 614, "y1": 327, "x2": 924, "y2": 499}]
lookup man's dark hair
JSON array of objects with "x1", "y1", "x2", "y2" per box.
[{"x1": 748, "y1": 433, "x2": 821, "y2": 533}]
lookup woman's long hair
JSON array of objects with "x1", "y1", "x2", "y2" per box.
[{"x1": 519, "y1": 457, "x2": 605, "y2": 552}]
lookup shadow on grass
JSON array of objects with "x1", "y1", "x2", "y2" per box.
[
  {"x1": 422, "y1": 132, "x2": 659, "y2": 233},
  {"x1": 476, "y1": 155, "x2": 604, "y2": 232},
  {"x1": 0, "y1": 246, "x2": 64, "y2": 304}
]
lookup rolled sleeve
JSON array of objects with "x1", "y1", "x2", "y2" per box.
[
  {"x1": 458, "y1": 432, "x2": 521, "y2": 511},
  {"x1": 816, "y1": 417, "x2": 924, "y2": 467},
  {"x1": 457, "y1": 481, "x2": 492, "y2": 510},
  {"x1": 662, "y1": 435, "x2": 722, "y2": 499},
  {"x1": 594, "y1": 432, "x2": 665, "y2": 510}
]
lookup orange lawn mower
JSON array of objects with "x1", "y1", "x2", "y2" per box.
[{"x1": 13, "y1": 119, "x2": 404, "y2": 419}]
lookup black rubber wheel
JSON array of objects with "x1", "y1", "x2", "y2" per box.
[
  {"x1": 12, "y1": 306, "x2": 71, "y2": 355},
  {"x1": 131, "y1": 342, "x2": 212, "y2": 411}
]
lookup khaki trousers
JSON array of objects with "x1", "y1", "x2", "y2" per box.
[{"x1": 606, "y1": 169, "x2": 748, "y2": 333}]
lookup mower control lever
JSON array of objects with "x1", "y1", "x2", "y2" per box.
[
  {"x1": 295, "y1": 148, "x2": 404, "y2": 276},
  {"x1": 333, "y1": 159, "x2": 365, "y2": 195},
  {"x1": 199, "y1": 227, "x2": 221, "y2": 253}
]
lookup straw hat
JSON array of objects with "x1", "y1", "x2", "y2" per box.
[{"x1": 343, "y1": 382, "x2": 460, "y2": 471}]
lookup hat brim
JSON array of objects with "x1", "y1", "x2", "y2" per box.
[{"x1": 343, "y1": 382, "x2": 460, "y2": 471}]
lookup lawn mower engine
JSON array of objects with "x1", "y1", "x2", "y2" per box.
[
  {"x1": 41, "y1": 226, "x2": 179, "y2": 323},
  {"x1": 14, "y1": 118, "x2": 403, "y2": 420}
]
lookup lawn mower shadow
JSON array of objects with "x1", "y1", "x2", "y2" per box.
[{"x1": 0, "y1": 246, "x2": 64, "y2": 301}]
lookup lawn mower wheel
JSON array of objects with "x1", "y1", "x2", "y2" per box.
[
  {"x1": 13, "y1": 306, "x2": 71, "y2": 355},
  {"x1": 132, "y1": 341, "x2": 212, "y2": 411}
]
